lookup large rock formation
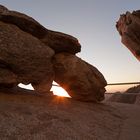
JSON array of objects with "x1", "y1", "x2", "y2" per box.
[
  {"x1": 0, "y1": 21, "x2": 54, "y2": 93},
  {"x1": 53, "y1": 53, "x2": 107, "y2": 102},
  {"x1": 0, "y1": 5, "x2": 107, "y2": 102},
  {"x1": 0, "y1": 5, "x2": 81, "y2": 54},
  {"x1": 116, "y1": 10, "x2": 140, "y2": 61}
]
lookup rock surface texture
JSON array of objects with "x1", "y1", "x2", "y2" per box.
[
  {"x1": 0, "y1": 5, "x2": 107, "y2": 102},
  {"x1": 0, "y1": 21, "x2": 54, "y2": 92},
  {"x1": 0, "y1": 5, "x2": 81, "y2": 54},
  {"x1": 53, "y1": 53, "x2": 107, "y2": 102},
  {"x1": 116, "y1": 10, "x2": 140, "y2": 61},
  {"x1": 0, "y1": 88, "x2": 140, "y2": 140}
]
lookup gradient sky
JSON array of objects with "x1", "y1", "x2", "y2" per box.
[{"x1": 0, "y1": 0, "x2": 140, "y2": 92}]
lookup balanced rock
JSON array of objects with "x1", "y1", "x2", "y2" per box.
[
  {"x1": 53, "y1": 53, "x2": 107, "y2": 102},
  {"x1": 0, "y1": 5, "x2": 81, "y2": 54},
  {"x1": 0, "y1": 5, "x2": 107, "y2": 102},
  {"x1": 0, "y1": 21, "x2": 54, "y2": 93},
  {"x1": 116, "y1": 10, "x2": 140, "y2": 61}
]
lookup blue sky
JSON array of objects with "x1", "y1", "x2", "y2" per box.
[{"x1": 0, "y1": 0, "x2": 140, "y2": 92}]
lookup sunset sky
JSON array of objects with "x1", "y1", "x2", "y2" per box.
[{"x1": 0, "y1": 0, "x2": 139, "y2": 93}]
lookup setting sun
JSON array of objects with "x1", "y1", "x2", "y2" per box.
[
  {"x1": 18, "y1": 82, "x2": 70, "y2": 97},
  {"x1": 51, "y1": 81, "x2": 70, "y2": 97}
]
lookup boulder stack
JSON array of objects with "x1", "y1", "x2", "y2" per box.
[
  {"x1": 116, "y1": 10, "x2": 140, "y2": 61},
  {"x1": 0, "y1": 5, "x2": 107, "y2": 102}
]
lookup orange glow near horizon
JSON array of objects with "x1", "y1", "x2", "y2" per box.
[{"x1": 106, "y1": 84, "x2": 139, "y2": 93}]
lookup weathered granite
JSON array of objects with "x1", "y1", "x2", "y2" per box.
[
  {"x1": 0, "y1": 21, "x2": 54, "y2": 93},
  {"x1": 116, "y1": 10, "x2": 140, "y2": 61},
  {"x1": 53, "y1": 53, "x2": 107, "y2": 102},
  {"x1": 0, "y1": 5, "x2": 81, "y2": 54}
]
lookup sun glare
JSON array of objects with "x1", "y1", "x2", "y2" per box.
[
  {"x1": 18, "y1": 82, "x2": 70, "y2": 97},
  {"x1": 51, "y1": 81, "x2": 70, "y2": 97}
]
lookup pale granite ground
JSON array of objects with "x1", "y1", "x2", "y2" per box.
[{"x1": 0, "y1": 87, "x2": 140, "y2": 140}]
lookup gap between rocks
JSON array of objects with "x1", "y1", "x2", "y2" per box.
[{"x1": 18, "y1": 82, "x2": 70, "y2": 97}]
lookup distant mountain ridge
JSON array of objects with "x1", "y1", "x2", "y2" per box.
[{"x1": 125, "y1": 85, "x2": 140, "y2": 93}]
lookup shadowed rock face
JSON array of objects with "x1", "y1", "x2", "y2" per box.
[
  {"x1": 53, "y1": 53, "x2": 107, "y2": 102},
  {"x1": 0, "y1": 5, "x2": 81, "y2": 54},
  {"x1": 116, "y1": 10, "x2": 140, "y2": 61},
  {"x1": 0, "y1": 21, "x2": 54, "y2": 93}
]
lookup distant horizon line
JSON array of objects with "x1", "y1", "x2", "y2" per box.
[
  {"x1": 52, "y1": 82, "x2": 140, "y2": 87},
  {"x1": 107, "y1": 82, "x2": 140, "y2": 86}
]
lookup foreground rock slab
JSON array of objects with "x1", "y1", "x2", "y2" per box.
[
  {"x1": 53, "y1": 53, "x2": 107, "y2": 102},
  {"x1": 0, "y1": 88, "x2": 140, "y2": 140},
  {"x1": 0, "y1": 5, "x2": 81, "y2": 54},
  {"x1": 116, "y1": 10, "x2": 140, "y2": 61}
]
